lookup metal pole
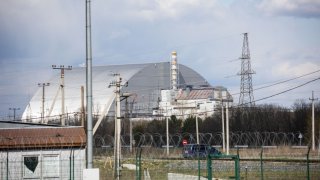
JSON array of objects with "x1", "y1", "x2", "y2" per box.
[
  {"x1": 221, "y1": 100, "x2": 225, "y2": 152},
  {"x1": 85, "y1": 0, "x2": 93, "y2": 169},
  {"x1": 226, "y1": 102, "x2": 229, "y2": 155},
  {"x1": 130, "y1": 109, "x2": 133, "y2": 153},
  {"x1": 196, "y1": 114, "x2": 199, "y2": 144},
  {"x1": 135, "y1": 148, "x2": 142, "y2": 180},
  {"x1": 309, "y1": 91, "x2": 317, "y2": 151},
  {"x1": 235, "y1": 149, "x2": 240, "y2": 180},
  {"x1": 198, "y1": 149, "x2": 200, "y2": 180},
  {"x1": 312, "y1": 91, "x2": 315, "y2": 151},
  {"x1": 9, "y1": 108, "x2": 20, "y2": 121},
  {"x1": 72, "y1": 150, "x2": 74, "y2": 180},
  {"x1": 307, "y1": 146, "x2": 311, "y2": 180},
  {"x1": 207, "y1": 154, "x2": 212, "y2": 180},
  {"x1": 114, "y1": 97, "x2": 118, "y2": 177},
  {"x1": 260, "y1": 147, "x2": 264, "y2": 180},
  {"x1": 6, "y1": 151, "x2": 8, "y2": 180},
  {"x1": 166, "y1": 116, "x2": 169, "y2": 156},
  {"x1": 42, "y1": 84, "x2": 45, "y2": 123},
  {"x1": 135, "y1": 148, "x2": 139, "y2": 180},
  {"x1": 81, "y1": 86, "x2": 85, "y2": 127},
  {"x1": 129, "y1": 98, "x2": 135, "y2": 153},
  {"x1": 312, "y1": 98, "x2": 315, "y2": 151},
  {"x1": 69, "y1": 150, "x2": 72, "y2": 180},
  {"x1": 61, "y1": 68, "x2": 65, "y2": 126},
  {"x1": 38, "y1": 83, "x2": 50, "y2": 124}
]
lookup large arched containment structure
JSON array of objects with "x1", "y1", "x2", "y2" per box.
[{"x1": 22, "y1": 62, "x2": 213, "y2": 123}]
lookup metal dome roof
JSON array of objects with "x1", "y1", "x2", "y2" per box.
[{"x1": 22, "y1": 62, "x2": 209, "y2": 123}]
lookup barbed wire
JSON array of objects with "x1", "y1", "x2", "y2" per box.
[{"x1": 93, "y1": 132, "x2": 315, "y2": 148}]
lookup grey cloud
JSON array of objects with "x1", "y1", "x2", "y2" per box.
[{"x1": 258, "y1": 0, "x2": 320, "y2": 18}]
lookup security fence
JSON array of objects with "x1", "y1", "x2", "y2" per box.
[
  {"x1": 94, "y1": 146, "x2": 320, "y2": 180},
  {"x1": 94, "y1": 132, "x2": 315, "y2": 148},
  {"x1": 1, "y1": 131, "x2": 319, "y2": 180}
]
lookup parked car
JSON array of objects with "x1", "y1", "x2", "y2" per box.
[{"x1": 182, "y1": 144, "x2": 221, "y2": 158}]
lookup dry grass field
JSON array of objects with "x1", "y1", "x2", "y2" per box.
[{"x1": 93, "y1": 146, "x2": 320, "y2": 179}]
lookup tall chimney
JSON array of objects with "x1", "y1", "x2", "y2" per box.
[{"x1": 171, "y1": 51, "x2": 178, "y2": 90}]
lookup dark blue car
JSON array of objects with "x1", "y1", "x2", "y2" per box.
[{"x1": 182, "y1": 144, "x2": 221, "y2": 158}]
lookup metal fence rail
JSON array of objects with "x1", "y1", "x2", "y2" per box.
[{"x1": 93, "y1": 146, "x2": 320, "y2": 180}]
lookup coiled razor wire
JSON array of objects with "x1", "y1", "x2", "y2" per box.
[{"x1": 93, "y1": 132, "x2": 314, "y2": 148}]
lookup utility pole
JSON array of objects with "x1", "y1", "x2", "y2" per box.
[
  {"x1": 129, "y1": 103, "x2": 133, "y2": 153},
  {"x1": 226, "y1": 102, "x2": 230, "y2": 155},
  {"x1": 38, "y1": 83, "x2": 50, "y2": 124},
  {"x1": 81, "y1": 86, "x2": 85, "y2": 127},
  {"x1": 166, "y1": 116, "x2": 169, "y2": 155},
  {"x1": 195, "y1": 102, "x2": 200, "y2": 144},
  {"x1": 109, "y1": 74, "x2": 127, "y2": 180},
  {"x1": 167, "y1": 103, "x2": 170, "y2": 156},
  {"x1": 309, "y1": 91, "x2": 318, "y2": 151},
  {"x1": 52, "y1": 65, "x2": 72, "y2": 126},
  {"x1": 196, "y1": 115, "x2": 199, "y2": 144},
  {"x1": 221, "y1": 99, "x2": 226, "y2": 152},
  {"x1": 9, "y1": 107, "x2": 20, "y2": 121},
  {"x1": 238, "y1": 33, "x2": 255, "y2": 107}
]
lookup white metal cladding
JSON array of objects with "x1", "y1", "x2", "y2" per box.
[
  {"x1": 22, "y1": 62, "x2": 209, "y2": 122},
  {"x1": 0, "y1": 149, "x2": 85, "y2": 180}
]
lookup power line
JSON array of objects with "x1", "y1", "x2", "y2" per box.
[
  {"x1": 255, "y1": 69, "x2": 320, "y2": 91},
  {"x1": 237, "y1": 77, "x2": 320, "y2": 107},
  {"x1": 229, "y1": 69, "x2": 320, "y2": 96}
]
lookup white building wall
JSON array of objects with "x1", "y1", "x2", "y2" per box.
[
  {"x1": 0, "y1": 148, "x2": 85, "y2": 180},
  {"x1": 156, "y1": 88, "x2": 232, "y2": 119},
  {"x1": 157, "y1": 98, "x2": 216, "y2": 119}
]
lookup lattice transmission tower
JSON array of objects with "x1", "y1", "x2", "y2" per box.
[{"x1": 238, "y1": 33, "x2": 255, "y2": 106}]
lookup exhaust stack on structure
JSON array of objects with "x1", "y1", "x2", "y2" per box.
[{"x1": 170, "y1": 51, "x2": 179, "y2": 90}]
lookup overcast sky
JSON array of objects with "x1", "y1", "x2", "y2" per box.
[{"x1": 0, "y1": 0, "x2": 319, "y2": 119}]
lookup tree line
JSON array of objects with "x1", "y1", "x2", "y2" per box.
[{"x1": 94, "y1": 100, "x2": 319, "y2": 143}]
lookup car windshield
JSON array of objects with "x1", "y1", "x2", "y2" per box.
[{"x1": 184, "y1": 145, "x2": 193, "y2": 151}]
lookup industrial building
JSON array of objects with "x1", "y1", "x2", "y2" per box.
[
  {"x1": 0, "y1": 126, "x2": 86, "y2": 179},
  {"x1": 22, "y1": 52, "x2": 232, "y2": 124},
  {"x1": 155, "y1": 86, "x2": 232, "y2": 119}
]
